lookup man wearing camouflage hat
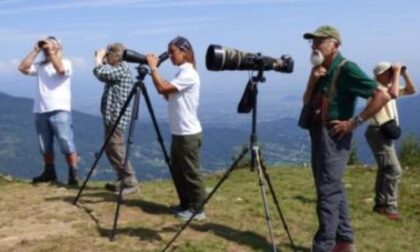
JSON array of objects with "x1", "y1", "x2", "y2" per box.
[{"x1": 302, "y1": 25, "x2": 393, "y2": 252}]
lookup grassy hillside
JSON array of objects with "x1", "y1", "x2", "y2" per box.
[{"x1": 0, "y1": 165, "x2": 419, "y2": 252}]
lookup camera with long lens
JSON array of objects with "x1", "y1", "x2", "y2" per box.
[
  {"x1": 206, "y1": 44, "x2": 293, "y2": 73},
  {"x1": 123, "y1": 49, "x2": 169, "y2": 67}
]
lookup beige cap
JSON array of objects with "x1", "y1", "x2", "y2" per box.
[
  {"x1": 303, "y1": 25, "x2": 341, "y2": 43},
  {"x1": 373, "y1": 61, "x2": 392, "y2": 76}
]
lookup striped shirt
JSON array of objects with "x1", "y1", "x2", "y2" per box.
[{"x1": 93, "y1": 62, "x2": 133, "y2": 130}]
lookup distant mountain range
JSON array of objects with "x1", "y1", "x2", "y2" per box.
[
  {"x1": 0, "y1": 92, "x2": 309, "y2": 181},
  {"x1": 0, "y1": 91, "x2": 419, "y2": 181}
]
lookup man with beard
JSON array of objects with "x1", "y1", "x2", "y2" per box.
[{"x1": 302, "y1": 25, "x2": 395, "y2": 252}]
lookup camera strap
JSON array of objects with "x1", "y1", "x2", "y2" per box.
[
  {"x1": 312, "y1": 59, "x2": 347, "y2": 124},
  {"x1": 327, "y1": 59, "x2": 347, "y2": 101},
  {"x1": 237, "y1": 79, "x2": 257, "y2": 114}
]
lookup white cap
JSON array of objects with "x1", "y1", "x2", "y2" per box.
[{"x1": 373, "y1": 61, "x2": 391, "y2": 76}]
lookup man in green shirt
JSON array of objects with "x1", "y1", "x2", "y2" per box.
[{"x1": 302, "y1": 25, "x2": 392, "y2": 252}]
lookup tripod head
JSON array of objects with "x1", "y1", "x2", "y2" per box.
[
  {"x1": 126, "y1": 50, "x2": 169, "y2": 82},
  {"x1": 237, "y1": 69, "x2": 266, "y2": 114},
  {"x1": 235, "y1": 69, "x2": 269, "y2": 172},
  {"x1": 135, "y1": 64, "x2": 149, "y2": 81}
]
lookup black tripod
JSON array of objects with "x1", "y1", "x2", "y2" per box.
[
  {"x1": 73, "y1": 64, "x2": 171, "y2": 241},
  {"x1": 162, "y1": 70, "x2": 296, "y2": 252}
]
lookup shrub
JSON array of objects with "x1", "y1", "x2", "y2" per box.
[{"x1": 398, "y1": 134, "x2": 420, "y2": 169}]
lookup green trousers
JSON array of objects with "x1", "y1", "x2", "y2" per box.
[{"x1": 170, "y1": 133, "x2": 206, "y2": 211}]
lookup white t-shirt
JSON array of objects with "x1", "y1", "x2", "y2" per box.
[
  {"x1": 168, "y1": 62, "x2": 202, "y2": 135},
  {"x1": 368, "y1": 84, "x2": 402, "y2": 126},
  {"x1": 28, "y1": 59, "x2": 72, "y2": 113}
]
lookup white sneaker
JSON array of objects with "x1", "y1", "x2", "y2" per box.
[{"x1": 176, "y1": 209, "x2": 206, "y2": 221}]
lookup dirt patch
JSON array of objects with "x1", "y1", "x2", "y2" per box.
[{"x1": 0, "y1": 183, "x2": 82, "y2": 251}]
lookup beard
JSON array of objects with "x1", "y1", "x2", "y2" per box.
[{"x1": 310, "y1": 50, "x2": 324, "y2": 66}]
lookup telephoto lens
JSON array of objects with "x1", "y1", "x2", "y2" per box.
[
  {"x1": 123, "y1": 49, "x2": 169, "y2": 67},
  {"x1": 206, "y1": 44, "x2": 293, "y2": 73},
  {"x1": 123, "y1": 49, "x2": 147, "y2": 64}
]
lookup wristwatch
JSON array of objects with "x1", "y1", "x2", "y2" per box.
[{"x1": 353, "y1": 115, "x2": 364, "y2": 127}]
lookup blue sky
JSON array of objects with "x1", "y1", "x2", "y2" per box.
[{"x1": 0, "y1": 0, "x2": 419, "y2": 120}]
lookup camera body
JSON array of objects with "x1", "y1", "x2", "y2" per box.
[{"x1": 206, "y1": 44, "x2": 293, "y2": 73}]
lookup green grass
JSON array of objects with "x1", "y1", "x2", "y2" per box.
[{"x1": 0, "y1": 165, "x2": 419, "y2": 252}]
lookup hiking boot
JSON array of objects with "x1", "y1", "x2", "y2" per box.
[
  {"x1": 372, "y1": 205, "x2": 386, "y2": 214},
  {"x1": 105, "y1": 181, "x2": 139, "y2": 195},
  {"x1": 105, "y1": 180, "x2": 122, "y2": 192},
  {"x1": 68, "y1": 167, "x2": 79, "y2": 186},
  {"x1": 176, "y1": 209, "x2": 206, "y2": 221},
  {"x1": 116, "y1": 186, "x2": 139, "y2": 195},
  {"x1": 105, "y1": 181, "x2": 121, "y2": 192},
  {"x1": 385, "y1": 211, "x2": 401, "y2": 221},
  {"x1": 332, "y1": 242, "x2": 356, "y2": 252},
  {"x1": 373, "y1": 206, "x2": 401, "y2": 220},
  {"x1": 32, "y1": 165, "x2": 57, "y2": 184}
]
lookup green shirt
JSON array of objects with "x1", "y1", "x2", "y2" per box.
[{"x1": 314, "y1": 53, "x2": 378, "y2": 120}]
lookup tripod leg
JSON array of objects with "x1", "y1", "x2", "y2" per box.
[
  {"x1": 110, "y1": 85, "x2": 142, "y2": 241},
  {"x1": 73, "y1": 83, "x2": 138, "y2": 205},
  {"x1": 139, "y1": 83, "x2": 171, "y2": 167},
  {"x1": 259, "y1": 151, "x2": 296, "y2": 252},
  {"x1": 254, "y1": 146, "x2": 277, "y2": 252},
  {"x1": 110, "y1": 179, "x2": 125, "y2": 241},
  {"x1": 162, "y1": 147, "x2": 249, "y2": 252}
]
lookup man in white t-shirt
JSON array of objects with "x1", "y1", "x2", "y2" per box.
[
  {"x1": 366, "y1": 61, "x2": 416, "y2": 220},
  {"x1": 18, "y1": 36, "x2": 79, "y2": 186}
]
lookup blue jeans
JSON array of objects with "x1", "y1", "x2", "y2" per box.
[
  {"x1": 309, "y1": 125, "x2": 354, "y2": 252},
  {"x1": 35, "y1": 110, "x2": 76, "y2": 155}
]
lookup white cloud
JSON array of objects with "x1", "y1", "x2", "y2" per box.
[
  {"x1": 0, "y1": 0, "x2": 150, "y2": 15},
  {"x1": 0, "y1": 28, "x2": 46, "y2": 43},
  {"x1": 0, "y1": 57, "x2": 90, "y2": 75},
  {"x1": 0, "y1": 0, "x2": 22, "y2": 4},
  {"x1": 127, "y1": 16, "x2": 227, "y2": 36},
  {"x1": 68, "y1": 56, "x2": 90, "y2": 72},
  {"x1": 129, "y1": 0, "x2": 310, "y2": 8},
  {"x1": 0, "y1": 59, "x2": 20, "y2": 75},
  {"x1": 0, "y1": 0, "x2": 322, "y2": 15}
]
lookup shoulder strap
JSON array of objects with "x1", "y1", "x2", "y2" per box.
[
  {"x1": 393, "y1": 101, "x2": 399, "y2": 125},
  {"x1": 384, "y1": 100, "x2": 399, "y2": 125},
  {"x1": 328, "y1": 59, "x2": 347, "y2": 99},
  {"x1": 372, "y1": 100, "x2": 399, "y2": 126}
]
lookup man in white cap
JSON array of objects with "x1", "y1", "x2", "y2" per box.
[
  {"x1": 302, "y1": 25, "x2": 394, "y2": 252},
  {"x1": 365, "y1": 62, "x2": 416, "y2": 220},
  {"x1": 18, "y1": 36, "x2": 79, "y2": 186}
]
